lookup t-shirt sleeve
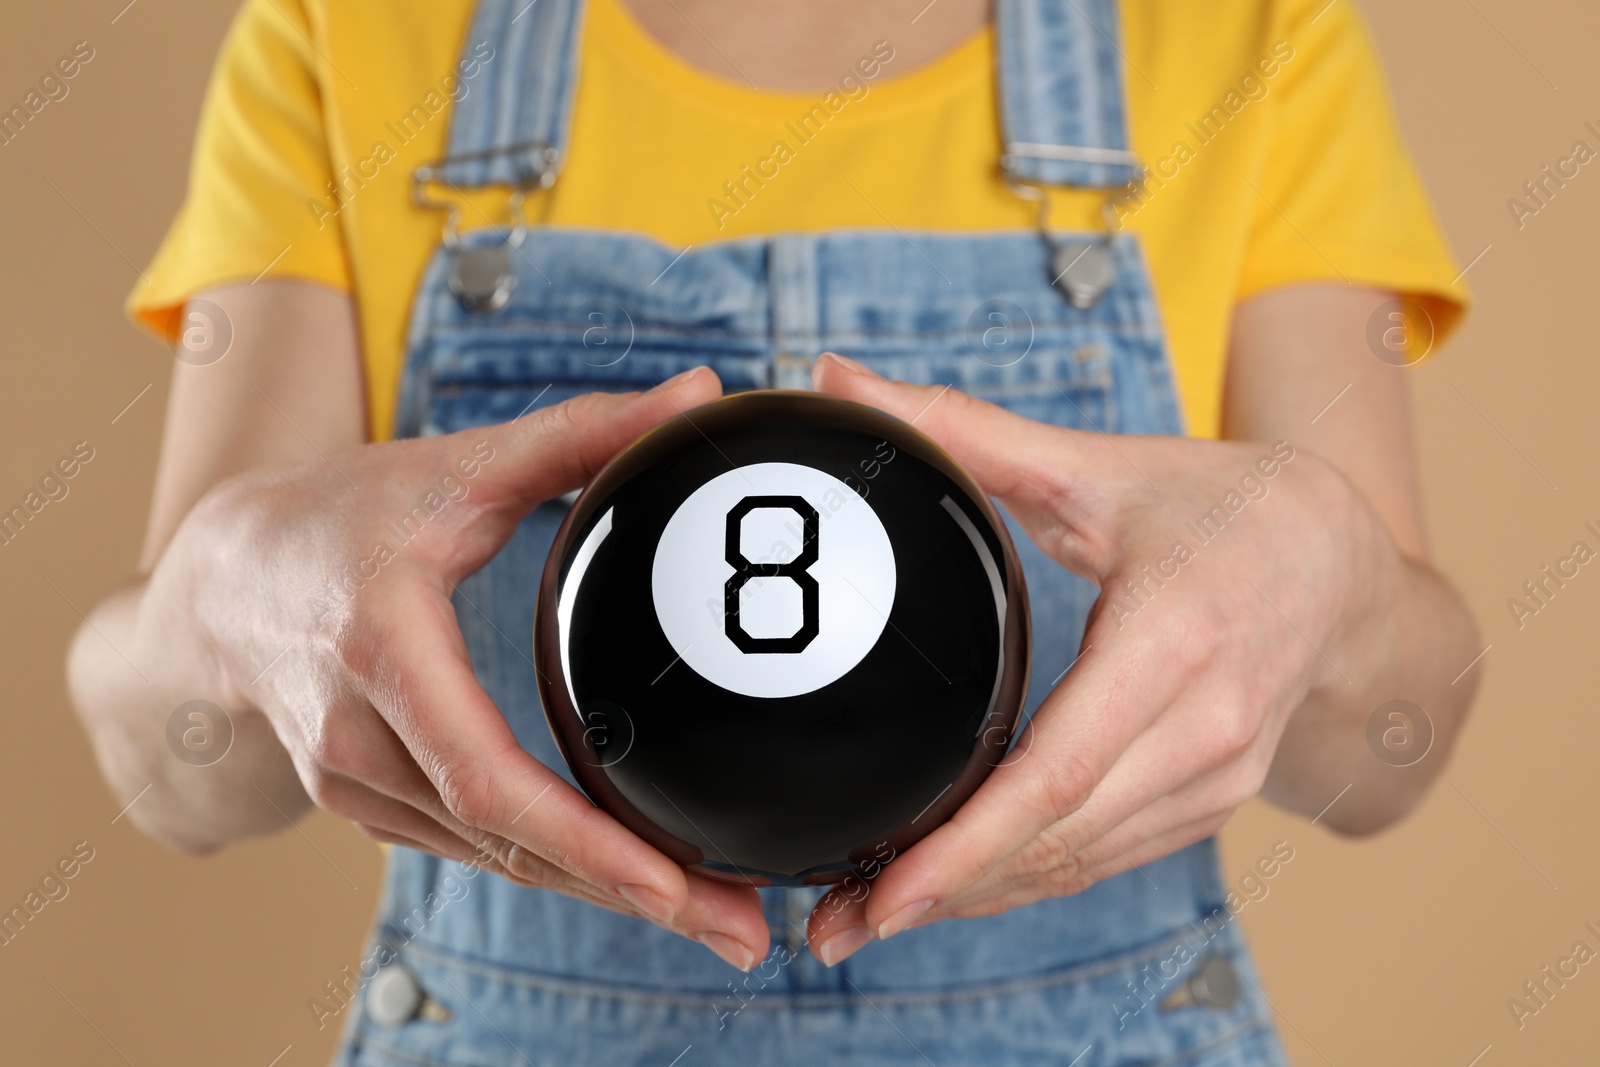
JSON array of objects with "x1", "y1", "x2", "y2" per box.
[
  {"x1": 127, "y1": 0, "x2": 351, "y2": 340},
  {"x1": 1237, "y1": 0, "x2": 1467, "y2": 342}
]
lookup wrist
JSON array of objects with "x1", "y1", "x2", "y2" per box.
[
  {"x1": 144, "y1": 477, "x2": 268, "y2": 715},
  {"x1": 1305, "y1": 455, "x2": 1405, "y2": 702}
]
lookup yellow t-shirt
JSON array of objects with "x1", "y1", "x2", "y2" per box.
[{"x1": 129, "y1": 0, "x2": 1465, "y2": 441}]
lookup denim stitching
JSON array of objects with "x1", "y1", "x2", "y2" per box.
[
  {"x1": 397, "y1": 918, "x2": 1243, "y2": 1011},
  {"x1": 355, "y1": 1018, "x2": 1279, "y2": 1067}
]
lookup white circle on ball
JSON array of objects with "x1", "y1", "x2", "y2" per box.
[{"x1": 651, "y1": 462, "x2": 896, "y2": 699}]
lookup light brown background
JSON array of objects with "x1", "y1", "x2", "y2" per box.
[{"x1": 2, "y1": 0, "x2": 1596, "y2": 1063}]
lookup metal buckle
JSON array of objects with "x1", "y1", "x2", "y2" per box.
[
  {"x1": 411, "y1": 140, "x2": 561, "y2": 249},
  {"x1": 999, "y1": 141, "x2": 1142, "y2": 172},
  {"x1": 412, "y1": 142, "x2": 560, "y2": 313},
  {"x1": 1001, "y1": 157, "x2": 1146, "y2": 310}
]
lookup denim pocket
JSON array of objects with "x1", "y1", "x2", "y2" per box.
[
  {"x1": 406, "y1": 227, "x2": 1133, "y2": 439},
  {"x1": 420, "y1": 347, "x2": 767, "y2": 436},
  {"x1": 336, "y1": 916, "x2": 1289, "y2": 1067},
  {"x1": 419, "y1": 342, "x2": 1115, "y2": 440}
]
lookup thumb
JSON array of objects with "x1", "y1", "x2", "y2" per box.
[
  {"x1": 812, "y1": 350, "x2": 1088, "y2": 508},
  {"x1": 473, "y1": 366, "x2": 722, "y2": 505},
  {"x1": 445, "y1": 367, "x2": 722, "y2": 550},
  {"x1": 812, "y1": 353, "x2": 1119, "y2": 573}
]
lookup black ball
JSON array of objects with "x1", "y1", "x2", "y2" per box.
[{"x1": 535, "y1": 391, "x2": 1029, "y2": 886}]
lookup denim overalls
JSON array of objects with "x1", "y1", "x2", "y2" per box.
[{"x1": 334, "y1": 0, "x2": 1292, "y2": 1063}]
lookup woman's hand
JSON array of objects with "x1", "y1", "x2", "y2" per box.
[
  {"x1": 82, "y1": 367, "x2": 772, "y2": 970},
  {"x1": 804, "y1": 351, "x2": 1476, "y2": 966}
]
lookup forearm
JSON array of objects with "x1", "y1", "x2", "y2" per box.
[
  {"x1": 66, "y1": 571, "x2": 309, "y2": 852},
  {"x1": 1264, "y1": 541, "x2": 1481, "y2": 834}
]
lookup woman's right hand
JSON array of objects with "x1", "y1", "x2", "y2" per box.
[{"x1": 123, "y1": 367, "x2": 771, "y2": 969}]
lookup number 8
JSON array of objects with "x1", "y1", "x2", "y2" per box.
[{"x1": 724, "y1": 496, "x2": 820, "y2": 653}]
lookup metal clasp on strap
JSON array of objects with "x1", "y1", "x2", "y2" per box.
[
  {"x1": 999, "y1": 142, "x2": 1143, "y2": 173},
  {"x1": 412, "y1": 141, "x2": 561, "y2": 313},
  {"x1": 1001, "y1": 145, "x2": 1146, "y2": 311}
]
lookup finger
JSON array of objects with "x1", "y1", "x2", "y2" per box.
[
  {"x1": 310, "y1": 772, "x2": 480, "y2": 861},
  {"x1": 394, "y1": 835, "x2": 632, "y2": 912},
  {"x1": 329, "y1": 648, "x2": 773, "y2": 965},
  {"x1": 1036, "y1": 735, "x2": 1273, "y2": 883},
  {"x1": 812, "y1": 352, "x2": 1122, "y2": 578},
  {"x1": 961, "y1": 677, "x2": 1279, "y2": 892},
  {"x1": 670, "y1": 874, "x2": 770, "y2": 970},
  {"x1": 353, "y1": 578, "x2": 769, "y2": 964},
  {"x1": 495, "y1": 834, "x2": 769, "y2": 947},
  {"x1": 352, "y1": 822, "x2": 481, "y2": 864},
  {"x1": 926, "y1": 707, "x2": 1263, "y2": 923},
  {"x1": 931, "y1": 812, "x2": 1231, "y2": 923},
  {"x1": 805, "y1": 885, "x2": 874, "y2": 967},
  {"x1": 1045, "y1": 811, "x2": 1231, "y2": 899},
  {"x1": 313, "y1": 698, "x2": 506, "y2": 850},
  {"x1": 1062, "y1": 704, "x2": 1281, "y2": 881},
  {"x1": 350, "y1": 762, "x2": 771, "y2": 967},
  {"x1": 498, "y1": 843, "x2": 768, "y2": 968},
  {"x1": 1074, "y1": 808, "x2": 1235, "y2": 881},
  {"x1": 1019, "y1": 660, "x2": 1288, "y2": 882},
  {"x1": 799, "y1": 717, "x2": 1233, "y2": 966},
  {"x1": 849, "y1": 618, "x2": 1195, "y2": 944},
  {"x1": 365, "y1": 586, "x2": 682, "y2": 898},
  {"x1": 487, "y1": 846, "x2": 652, "y2": 919}
]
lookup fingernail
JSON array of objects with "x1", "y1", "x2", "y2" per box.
[
  {"x1": 616, "y1": 883, "x2": 676, "y2": 925},
  {"x1": 504, "y1": 844, "x2": 540, "y2": 881},
  {"x1": 656, "y1": 366, "x2": 705, "y2": 390},
  {"x1": 876, "y1": 899, "x2": 934, "y2": 941},
  {"x1": 817, "y1": 925, "x2": 873, "y2": 967},
  {"x1": 697, "y1": 931, "x2": 756, "y2": 971},
  {"x1": 817, "y1": 352, "x2": 871, "y2": 376}
]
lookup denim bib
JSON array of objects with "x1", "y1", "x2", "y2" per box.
[{"x1": 335, "y1": 2, "x2": 1290, "y2": 1063}]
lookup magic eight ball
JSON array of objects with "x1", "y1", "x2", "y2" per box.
[{"x1": 534, "y1": 390, "x2": 1030, "y2": 886}]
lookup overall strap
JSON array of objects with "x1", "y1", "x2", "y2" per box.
[
  {"x1": 432, "y1": 0, "x2": 587, "y2": 188},
  {"x1": 995, "y1": 0, "x2": 1142, "y2": 188},
  {"x1": 433, "y1": 0, "x2": 1135, "y2": 190}
]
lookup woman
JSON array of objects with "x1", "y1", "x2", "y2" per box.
[{"x1": 69, "y1": 0, "x2": 1481, "y2": 1062}]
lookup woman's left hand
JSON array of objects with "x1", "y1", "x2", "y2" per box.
[{"x1": 803, "y1": 352, "x2": 1416, "y2": 966}]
